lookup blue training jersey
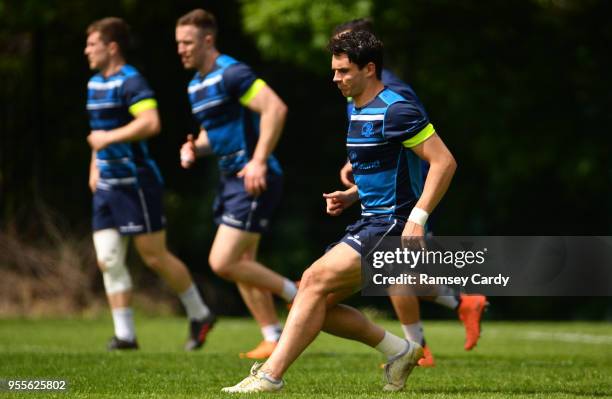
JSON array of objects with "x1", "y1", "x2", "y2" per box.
[
  {"x1": 86, "y1": 64, "x2": 162, "y2": 186},
  {"x1": 347, "y1": 87, "x2": 436, "y2": 217},
  {"x1": 188, "y1": 54, "x2": 282, "y2": 176},
  {"x1": 347, "y1": 69, "x2": 429, "y2": 199}
]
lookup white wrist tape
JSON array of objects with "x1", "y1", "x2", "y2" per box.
[{"x1": 408, "y1": 207, "x2": 429, "y2": 226}]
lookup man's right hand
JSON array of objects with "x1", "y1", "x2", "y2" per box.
[
  {"x1": 323, "y1": 188, "x2": 358, "y2": 216},
  {"x1": 180, "y1": 134, "x2": 197, "y2": 169},
  {"x1": 339, "y1": 161, "x2": 355, "y2": 188},
  {"x1": 89, "y1": 168, "x2": 99, "y2": 193}
]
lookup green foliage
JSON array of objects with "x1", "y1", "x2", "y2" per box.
[{"x1": 241, "y1": 0, "x2": 372, "y2": 72}]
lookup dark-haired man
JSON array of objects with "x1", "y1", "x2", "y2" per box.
[
  {"x1": 175, "y1": 9, "x2": 297, "y2": 359},
  {"x1": 85, "y1": 17, "x2": 215, "y2": 351},
  {"x1": 333, "y1": 19, "x2": 488, "y2": 367},
  {"x1": 223, "y1": 30, "x2": 457, "y2": 393}
]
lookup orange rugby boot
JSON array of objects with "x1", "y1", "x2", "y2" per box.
[
  {"x1": 417, "y1": 345, "x2": 435, "y2": 367},
  {"x1": 458, "y1": 294, "x2": 488, "y2": 350},
  {"x1": 239, "y1": 340, "x2": 278, "y2": 360}
]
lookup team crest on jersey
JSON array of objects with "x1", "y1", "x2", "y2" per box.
[
  {"x1": 349, "y1": 151, "x2": 358, "y2": 161},
  {"x1": 361, "y1": 122, "x2": 375, "y2": 137}
]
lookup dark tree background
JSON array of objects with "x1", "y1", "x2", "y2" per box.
[{"x1": 1, "y1": 0, "x2": 610, "y2": 319}]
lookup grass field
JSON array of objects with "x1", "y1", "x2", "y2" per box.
[{"x1": 1, "y1": 316, "x2": 611, "y2": 398}]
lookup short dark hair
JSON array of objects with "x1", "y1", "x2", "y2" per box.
[
  {"x1": 87, "y1": 17, "x2": 131, "y2": 55},
  {"x1": 332, "y1": 18, "x2": 375, "y2": 37},
  {"x1": 328, "y1": 30, "x2": 383, "y2": 79},
  {"x1": 177, "y1": 8, "x2": 217, "y2": 37}
]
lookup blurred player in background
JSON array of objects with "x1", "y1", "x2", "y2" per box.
[
  {"x1": 334, "y1": 19, "x2": 488, "y2": 367},
  {"x1": 175, "y1": 9, "x2": 297, "y2": 359},
  {"x1": 224, "y1": 30, "x2": 456, "y2": 393},
  {"x1": 85, "y1": 17, "x2": 215, "y2": 351}
]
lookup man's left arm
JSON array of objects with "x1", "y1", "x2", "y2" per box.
[
  {"x1": 87, "y1": 76, "x2": 161, "y2": 151},
  {"x1": 237, "y1": 82, "x2": 288, "y2": 196},
  {"x1": 383, "y1": 103, "x2": 457, "y2": 238},
  {"x1": 88, "y1": 109, "x2": 160, "y2": 151},
  {"x1": 404, "y1": 132, "x2": 457, "y2": 237}
]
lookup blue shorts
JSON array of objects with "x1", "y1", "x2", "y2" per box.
[
  {"x1": 92, "y1": 169, "x2": 165, "y2": 235},
  {"x1": 213, "y1": 172, "x2": 283, "y2": 233},
  {"x1": 331, "y1": 215, "x2": 407, "y2": 256}
]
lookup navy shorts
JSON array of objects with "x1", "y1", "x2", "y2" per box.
[
  {"x1": 213, "y1": 172, "x2": 283, "y2": 233},
  {"x1": 92, "y1": 170, "x2": 165, "y2": 235},
  {"x1": 330, "y1": 215, "x2": 407, "y2": 256}
]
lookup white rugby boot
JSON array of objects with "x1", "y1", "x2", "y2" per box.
[
  {"x1": 222, "y1": 362, "x2": 284, "y2": 393},
  {"x1": 383, "y1": 340, "x2": 423, "y2": 392}
]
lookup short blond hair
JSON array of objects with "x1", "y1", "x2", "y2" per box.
[{"x1": 177, "y1": 9, "x2": 217, "y2": 37}]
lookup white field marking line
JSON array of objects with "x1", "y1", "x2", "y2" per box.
[{"x1": 523, "y1": 330, "x2": 612, "y2": 345}]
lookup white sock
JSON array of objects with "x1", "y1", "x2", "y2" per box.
[
  {"x1": 434, "y1": 295, "x2": 460, "y2": 309},
  {"x1": 401, "y1": 322, "x2": 424, "y2": 346},
  {"x1": 179, "y1": 284, "x2": 211, "y2": 320},
  {"x1": 112, "y1": 307, "x2": 136, "y2": 341},
  {"x1": 261, "y1": 323, "x2": 282, "y2": 342},
  {"x1": 280, "y1": 279, "x2": 297, "y2": 302},
  {"x1": 375, "y1": 331, "x2": 408, "y2": 360},
  {"x1": 433, "y1": 285, "x2": 460, "y2": 309}
]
